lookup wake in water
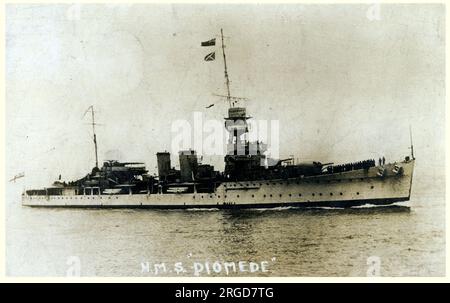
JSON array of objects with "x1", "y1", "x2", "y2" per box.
[
  {"x1": 243, "y1": 203, "x2": 410, "y2": 212},
  {"x1": 350, "y1": 201, "x2": 411, "y2": 209}
]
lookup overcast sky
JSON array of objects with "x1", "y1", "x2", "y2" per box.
[{"x1": 6, "y1": 4, "x2": 445, "y2": 188}]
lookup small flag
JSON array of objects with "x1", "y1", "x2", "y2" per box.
[
  {"x1": 204, "y1": 52, "x2": 215, "y2": 61},
  {"x1": 205, "y1": 104, "x2": 215, "y2": 109},
  {"x1": 201, "y1": 38, "x2": 216, "y2": 47}
]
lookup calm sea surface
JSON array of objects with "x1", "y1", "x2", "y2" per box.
[{"x1": 6, "y1": 184, "x2": 445, "y2": 277}]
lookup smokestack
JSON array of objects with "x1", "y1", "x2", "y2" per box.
[
  {"x1": 179, "y1": 150, "x2": 198, "y2": 182},
  {"x1": 156, "y1": 152, "x2": 171, "y2": 180}
]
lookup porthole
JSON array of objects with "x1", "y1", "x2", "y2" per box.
[
  {"x1": 279, "y1": 194, "x2": 282, "y2": 197},
  {"x1": 251, "y1": 194, "x2": 255, "y2": 198},
  {"x1": 299, "y1": 193, "x2": 302, "y2": 197},
  {"x1": 237, "y1": 195, "x2": 240, "y2": 198},
  {"x1": 340, "y1": 192, "x2": 343, "y2": 196},
  {"x1": 356, "y1": 192, "x2": 360, "y2": 195},
  {"x1": 312, "y1": 193, "x2": 315, "y2": 196},
  {"x1": 193, "y1": 196, "x2": 196, "y2": 199},
  {"x1": 319, "y1": 193, "x2": 322, "y2": 196},
  {"x1": 371, "y1": 185, "x2": 374, "y2": 189},
  {"x1": 289, "y1": 194, "x2": 292, "y2": 197},
  {"x1": 218, "y1": 195, "x2": 220, "y2": 198},
  {"x1": 209, "y1": 195, "x2": 213, "y2": 198},
  {"x1": 263, "y1": 194, "x2": 266, "y2": 198},
  {"x1": 270, "y1": 194, "x2": 273, "y2": 197},
  {"x1": 330, "y1": 193, "x2": 333, "y2": 196},
  {"x1": 224, "y1": 195, "x2": 227, "y2": 198}
]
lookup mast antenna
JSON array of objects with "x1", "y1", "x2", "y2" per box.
[
  {"x1": 84, "y1": 105, "x2": 99, "y2": 168},
  {"x1": 220, "y1": 28, "x2": 232, "y2": 107}
]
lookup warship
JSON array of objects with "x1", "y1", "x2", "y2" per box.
[{"x1": 22, "y1": 30, "x2": 415, "y2": 209}]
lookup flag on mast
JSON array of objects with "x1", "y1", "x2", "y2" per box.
[
  {"x1": 201, "y1": 38, "x2": 216, "y2": 46},
  {"x1": 204, "y1": 52, "x2": 215, "y2": 61}
]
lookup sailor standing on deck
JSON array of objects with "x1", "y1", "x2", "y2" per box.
[{"x1": 382, "y1": 156, "x2": 386, "y2": 165}]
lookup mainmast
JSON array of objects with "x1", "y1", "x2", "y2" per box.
[
  {"x1": 220, "y1": 28, "x2": 232, "y2": 108},
  {"x1": 84, "y1": 105, "x2": 99, "y2": 168}
]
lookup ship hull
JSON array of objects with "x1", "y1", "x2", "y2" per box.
[{"x1": 22, "y1": 160, "x2": 414, "y2": 209}]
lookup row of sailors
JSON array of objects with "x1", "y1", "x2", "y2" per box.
[{"x1": 327, "y1": 159, "x2": 377, "y2": 174}]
